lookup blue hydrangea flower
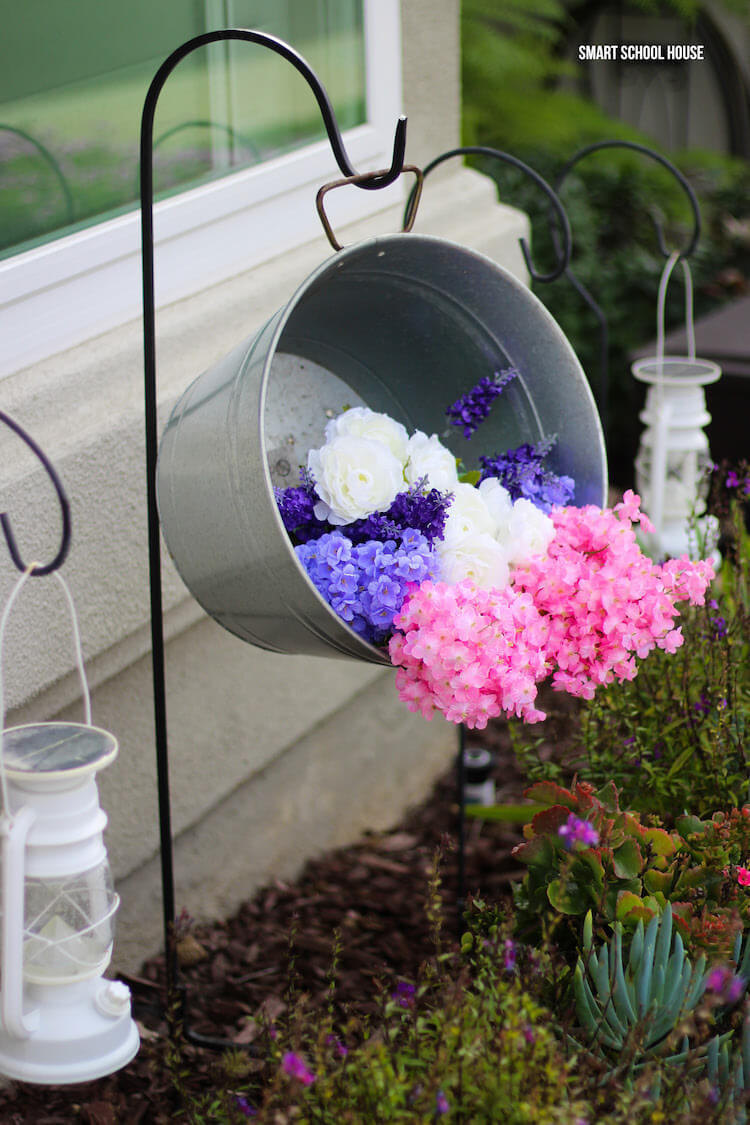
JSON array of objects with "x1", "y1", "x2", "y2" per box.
[{"x1": 295, "y1": 529, "x2": 436, "y2": 644}]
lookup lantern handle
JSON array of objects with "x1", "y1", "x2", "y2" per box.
[
  {"x1": 402, "y1": 145, "x2": 572, "y2": 283},
  {"x1": 0, "y1": 412, "x2": 71, "y2": 577},
  {"x1": 0, "y1": 569, "x2": 93, "y2": 818},
  {"x1": 656, "y1": 252, "x2": 696, "y2": 369}
]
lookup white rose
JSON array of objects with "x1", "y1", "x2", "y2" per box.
[
  {"x1": 325, "y1": 407, "x2": 409, "y2": 464},
  {"x1": 478, "y1": 477, "x2": 514, "y2": 534},
  {"x1": 436, "y1": 530, "x2": 510, "y2": 589},
  {"x1": 496, "y1": 498, "x2": 556, "y2": 566},
  {"x1": 308, "y1": 434, "x2": 403, "y2": 525},
  {"x1": 442, "y1": 482, "x2": 495, "y2": 539},
  {"x1": 404, "y1": 431, "x2": 459, "y2": 491}
]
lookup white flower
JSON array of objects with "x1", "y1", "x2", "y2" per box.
[
  {"x1": 443, "y1": 482, "x2": 495, "y2": 539},
  {"x1": 404, "y1": 431, "x2": 459, "y2": 491},
  {"x1": 436, "y1": 530, "x2": 511, "y2": 589},
  {"x1": 308, "y1": 434, "x2": 403, "y2": 525},
  {"x1": 325, "y1": 407, "x2": 409, "y2": 464},
  {"x1": 497, "y1": 498, "x2": 556, "y2": 566},
  {"x1": 477, "y1": 477, "x2": 514, "y2": 533}
]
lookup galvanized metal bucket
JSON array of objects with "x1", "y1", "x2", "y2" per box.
[{"x1": 156, "y1": 233, "x2": 607, "y2": 662}]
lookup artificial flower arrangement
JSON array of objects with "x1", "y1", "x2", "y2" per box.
[{"x1": 275, "y1": 370, "x2": 714, "y2": 729}]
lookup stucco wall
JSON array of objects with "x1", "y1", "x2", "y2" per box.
[{"x1": 0, "y1": 0, "x2": 531, "y2": 971}]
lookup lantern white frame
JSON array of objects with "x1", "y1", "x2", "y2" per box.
[
  {"x1": 0, "y1": 571, "x2": 139, "y2": 1084},
  {"x1": 632, "y1": 253, "x2": 721, "y2": 559}
]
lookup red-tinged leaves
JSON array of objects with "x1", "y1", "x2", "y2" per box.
[
  {"x1": 615, "y1": 891, "x2": 654, "y2": 925},
  {"x1": 528, "y1": 805, "x2": 572, "y2": 838},
  {"x1": 613, "y1": 838, "x2": 643, "y2": 880},
  {"x1": 525, "y1": 781, "x2": 579, "y2": 809}
]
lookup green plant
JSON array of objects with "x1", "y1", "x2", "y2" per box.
[
  {"x1": 577, "y1": 464, "x2": 750, "y2": 819},
  {"x1": 512, "y1": 778, "x2": 750, "y2": 957},
  {"x1": 575, "y1": 904, "x2": 720, "y2": 1056}
]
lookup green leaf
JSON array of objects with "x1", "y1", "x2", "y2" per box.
[
  {"x1": 666, "y1": 746, "x2": 695, "y2": 779},
  {"x1": 643, "y1": 869, "x2": 672, "y2": 895},
  {"x1": 525, "y1": 781, "x2": 578, "y2": 809},
  {"x1": 464, "y1": 802, "x2": 545, "y2": 824},
  {"x1": 642, "y1": 828, "x2": 677, "y2": 858},
  {"x1": 547, "y1": 878, "x2": 588, "y2": 914},
  {"x1": 613, "y1": 838, "x2": 643, "y2": 879},
  {"x1": 457, "y1": 469, "x2": 481, "y2": 485},
  {"x1": 615, "y1": 890, "x2": 654, "y2": 926}
]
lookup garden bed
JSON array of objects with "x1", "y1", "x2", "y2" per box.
[{"x1": 0, "y1": 699, "x2": 576, "y2": 1125}]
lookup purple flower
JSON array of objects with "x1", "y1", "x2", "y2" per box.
[
  {"x1": 345, "y1": 481, "x2": 453, "y2": 546},
  {"x1": 282, "y1": 1051, "x2": 316, "y2": 1085},
  {"x1": 478, "y1": 439, "x2": 574, "y2": 513},
  {"x1": 727, "y1": 470, "x2": 740, "y2": 488},
  {"x1": 694, "y1": 693, "x2": 711, "y2": 716},
  {"x1": 446, "y1": 368, "x2": 519, "y2": 438},
  {"x1": 435, "y1": 1089, "x2": 450, "y2": 1115},
  {"x1": 504, "y1": 939, "x2": 516, "y2": 973},
  {"x1": 558, "y1": 814, "x2": 599, "y2": 850},
  {"x1": 705, "y1": 965, "x2": 745, "y2": 1005},
  {"x1": 325, "y1": 1033, "x2": 348, "y2": 1058},
  {"x1": 234, "y1": 1096, "x2": 257, "y2": 1117},
  {"x1": 393, "y1": 981, "x2": 416, "y2": 1008}
]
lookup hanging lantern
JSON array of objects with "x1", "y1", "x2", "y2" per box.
[
  {"x1": 156, "y1": 232, "x2": 608, "y2": 659},
  {"x1": 0, "y1": 575, "x2": 139, "y2": 1084},
  {"x1": 632, "y1": 254, "x2": 721, "y2": 559}
]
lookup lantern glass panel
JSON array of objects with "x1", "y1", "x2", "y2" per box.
[{"x1": 20, "y1": 860, "x2": 116, "y2": 984}]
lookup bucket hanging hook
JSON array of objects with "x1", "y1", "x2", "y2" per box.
[{"x1": 0, "y1": 412, "x2": 71, "y2": 577}]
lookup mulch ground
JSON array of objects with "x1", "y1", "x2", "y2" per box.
[{"x1": 0, "y1": 692, "x2": 580, "y2": 1123}]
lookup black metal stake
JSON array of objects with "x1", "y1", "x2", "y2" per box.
[{"x1": 139, "y1": 28, "x2": 408, "y2": 1050}]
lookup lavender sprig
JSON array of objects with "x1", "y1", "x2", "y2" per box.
[
  {"x1": 479, "y1": 438, "x2": 574, "y2": 513},
  {"x1": 446, "y1": 367, "x2": 519, "y2": 439}
]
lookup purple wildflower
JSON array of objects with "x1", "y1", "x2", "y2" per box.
[
  {"x1": 446, "y1": 368, "x2": 519, "y2": 438},
  {"x1": 523, "y1": 1025, "x2": 536, "y2": 1044},
  {"x1": 694, "y1": 693, "x2": 711, "y2": 716},
  {"x1": 478, "y1": 439, "x2": 574, "y2": 513},
  {"x1": 325, "y1": 1034, "x2": 348, "y2": 1058},
  {"x1": 435, "y1": 1090, "x2": 450, "y2": 1115},
  {"x1": 504, "y1": 939, "x2": 516, "y2": 973},
  {"x1": 282, "y1": 1051, "x2": 316, "y2": 1085},
  {"x1": 558, "y1": 814, "x2": 599, "y2": 851},
  {"x1": 234, "y1": 1096, "x2": 257, "y2": 1117},
  {"x1": 705, "y1": 965, "x2": 746, "y2": 1005},
  {"x1": 393, "y1": 981, "x2": 416, "y2": 1008},
  {"x1": 727, "y1": 470, "x2": 740, "y2": 488}
]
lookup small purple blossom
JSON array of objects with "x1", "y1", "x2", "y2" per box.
[
  {"x1": 694, "y1": 692, "x2": 711, "y2": 716},
  {"x1": 393, "y1": 980, "x2": 416, "y2": 1008},
  {"x1": 325, "y1": 1033, "x2": 348, "y2": 1058},
  {"x1": 234, "y1": 1096, "x2": 257, "y2": 1117},
  {"x1": 478, "y1": 439, "x2": 574, "y2": 513},
  {"x1": 727, "y1": 470, "x2": 740, "y2": 488},
  {"x1": 435, "y1": 1089, "x2": 450, "y2": 1115},
  {"x1": 504, "y1": 938, "x2": 516, "y2": 973},
  {"x1": 523, "y1": 1025, "x2": 536, "y2": 1044},
  {"x1": 558, "y1": 814, "x2": 599, "y2": 850},
  {"x1": 282, "y1": 1051, "x2": 316, "y2": 1085},
  {"x1": 446, "y1": 368, "x2": 519, "y2": 438},
  {"x1": 705, "y1": 965, "x2": 746, "y2": 1005}
]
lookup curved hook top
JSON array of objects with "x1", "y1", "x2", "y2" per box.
[
  {"x1": 403, "y1": 145, "x2": 572, "y2": 284},
  {"x1": 0, "y1": 412, "x2": 71, "y2": 576},
  {"x1": 554, "y1": 140, "x2": 701, "y2": 260},
  {"x1": 139, "y1": 29, "x2": 406, "y2": 196}
]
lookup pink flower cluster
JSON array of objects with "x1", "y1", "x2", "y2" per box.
[
  {"x1": 389, "y1": 492, "x2": 715, "y2": 729},
  {"x1": 389, "y1": 580, "x2": 550, "y2": 727}
]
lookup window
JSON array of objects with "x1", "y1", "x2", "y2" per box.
[{"x1": 0, "y1": 0, "x2": 402, "y2": 377}]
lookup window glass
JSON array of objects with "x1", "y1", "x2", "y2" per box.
[{"x1": 0, "y1": 0, "x2": 365, "y2": 258}]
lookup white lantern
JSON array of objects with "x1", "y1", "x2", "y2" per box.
[
  {"x1": 632, "y1": 254, "x2": 721, "y2": 559},
  {"x1": 0, "y1": 572, "x2": 139, "y2": 1084}
]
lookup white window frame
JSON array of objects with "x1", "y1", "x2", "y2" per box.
[{"x1": 0, "y1": 0, "x2": 402, "y2": 379}]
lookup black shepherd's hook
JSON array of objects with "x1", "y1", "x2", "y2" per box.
[
  {"x1": 552, "y1": 139, "x2": 702, "y2": 428},
  {"x1": 139, "y1": 29, "x2": 407, "y2": 1053},
  {"x1": 403, "y1": 145, "x2": 572, "y2": 283},
  {"x1": 0, "y1": 411, "x2": 71, "y2": 576}
]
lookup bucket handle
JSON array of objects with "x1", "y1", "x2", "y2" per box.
[
  {"x1": 316, "y1": 164, "x2": 424, "y2": 251},
  {"x1": 0, "y1": 569, "x2": 92, "y2": 820}
]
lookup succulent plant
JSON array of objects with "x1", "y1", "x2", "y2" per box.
[{"x1": 574, "y1": 903, "x2": 733, "y2": 1062}]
